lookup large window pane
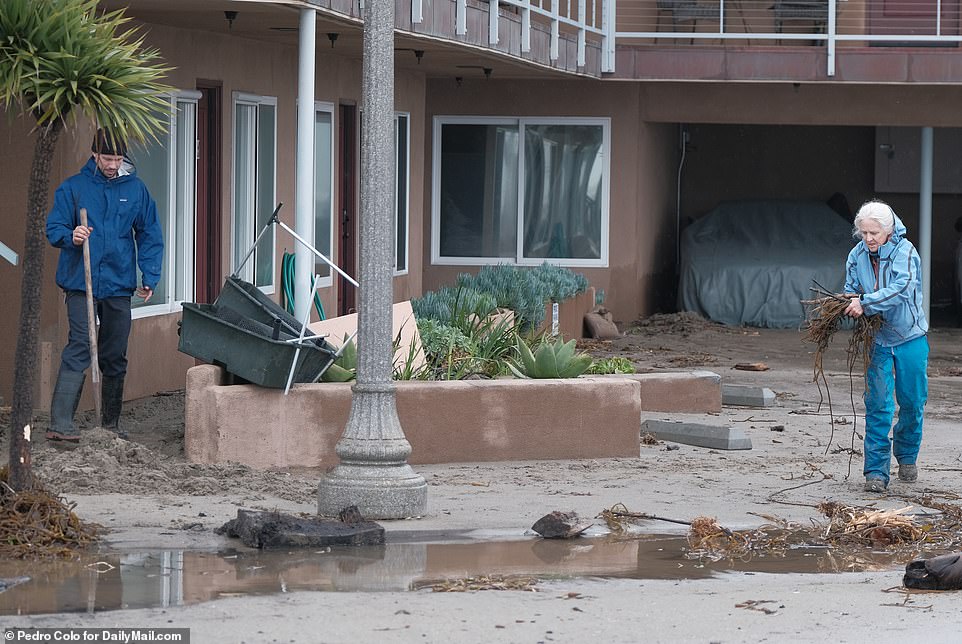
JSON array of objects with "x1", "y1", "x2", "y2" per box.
[
  {"x1": 438, "y1": 123, "x2": 519, "y2": 258},
  {"x1": 314, "y1": 109, "x2": 333, "y2": 280},
  {"x1": 130, "y1": 117, "x2": 170, "y2": 309},
  {"x1": 232, "y1": 95, "x2": 276, "y2": 290},
  {"x1": 233, "y1": 103, "x2": 256, "y2": 281},
  {"x1": 174, "y1": 100, "x2": 197, "y2": 302},
  {"x1": 255, "y1": 103, "x2": 276, "y2": 288},
  {"x1": 522, "y1": 124, "x2": 603, "y2": 260}
]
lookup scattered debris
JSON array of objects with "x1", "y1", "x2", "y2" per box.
[
  {"x1": 217, "y1": 508, "x2": 384, "y2": 548},
  {"x1": 735, "y1": 599, "x2": 779, "y2": 615},
  {"x1": 733, "y1": 363, "x2": 769, "y2": 371},
  {"x1": 817, "y1": 502, "x2": 923, "y2": 547},
  {"x1": 640, "y1": 432, "x2": 659, "y2": 446},
  {"x1": 531, "y1": 510, "x2": 592, "y2": 539},
  {"x1": 903, "y1": 552, "x2": 962, "y2": 591},
  {"x1": 416, "y1": 575, "x2": 538, "y2": 592}
]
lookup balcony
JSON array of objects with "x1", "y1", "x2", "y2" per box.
[{"x1": 614, "y1": 0, "x2": 962, "y2": 82}]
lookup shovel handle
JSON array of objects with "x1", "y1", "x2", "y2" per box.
[{"x1": 79, "y1": 209, "x2": 102, "y2": 425}]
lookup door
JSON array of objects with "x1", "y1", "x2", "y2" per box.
[
  {"x1": 337, "y1": 103, "x2": 358, "y2": 316},
  {"x1": 196, "y1": 83, "x2": 223, "y2": 303}
]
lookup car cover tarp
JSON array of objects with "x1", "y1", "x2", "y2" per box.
[{"x1": 678, "y1": 199, "x2": 854, "y2": 328}]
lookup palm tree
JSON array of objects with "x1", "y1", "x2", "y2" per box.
[{"x1": 0, "y1": 0, "x2": 171, "y2": 490}]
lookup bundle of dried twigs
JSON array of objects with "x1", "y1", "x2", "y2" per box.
[{"x1": 802, "y1": 282, "x2": 884, "y2": 464}]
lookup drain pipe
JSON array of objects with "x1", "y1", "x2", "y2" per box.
[
  {"x1": 295, "y1": 7, "x2": 317, "y2": 324},
  {"x1": 919, "y1": 126, "x2": 933, "y2": 321},
  {"x1": 675, "y1": 125, "x2": 689, "y2": 287}
]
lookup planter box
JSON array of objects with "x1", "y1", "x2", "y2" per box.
[
  {"x1": 185, "y1": 365, "x2": 722, "y2": 470},
  {"x1": 186, "y1": 366, "x2": 641, "y2": 469}
]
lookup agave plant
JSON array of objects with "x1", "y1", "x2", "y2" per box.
[{"x1": 508, "y1": 337, "x2": 593, "y2": 379}]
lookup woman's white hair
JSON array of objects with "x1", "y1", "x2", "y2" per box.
[{"x1": 853, "y1": 199, "x2": 895, "y2": 239}]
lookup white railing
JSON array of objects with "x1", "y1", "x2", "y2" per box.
[
  {"x1": 616, "y1": 0, "x2": 962, "y2": 76},
  {"x1": 411, "y1": 0, "x2": 617, "y2": 73}
]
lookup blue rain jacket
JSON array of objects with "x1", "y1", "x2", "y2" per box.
[
  {"x1": 844, "y1": 213, "x2": 928, "y2": 347},
  {"x1": 46, "y1": 158, "x2": 163, "y2": 299}
]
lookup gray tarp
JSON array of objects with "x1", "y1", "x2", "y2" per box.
[{"x1": 678, "y1": 200, "x2": 854, "y2": 328}]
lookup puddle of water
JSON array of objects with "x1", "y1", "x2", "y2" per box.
[{"x1": 0, "y1": 533, "x2": 920, "y2": 616}]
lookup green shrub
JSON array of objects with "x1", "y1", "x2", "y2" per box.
[
  {"x1": 411, "y1": 286, "x2": 497, "y2": 326},
  {"x1": 586, "y1": 356, "x2": 636, "y2": 375},
  {"x1": 320, "y1": 334, "x2": 357, "y2": 382}
]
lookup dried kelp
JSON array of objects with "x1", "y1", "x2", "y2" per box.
[{"x1": 0, "y1": 468, "x2": 100, "y2": 559}]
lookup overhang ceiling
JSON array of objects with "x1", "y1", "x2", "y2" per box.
[{"x1": 100, "y1": 0, "x2": 576, "y2": 80}]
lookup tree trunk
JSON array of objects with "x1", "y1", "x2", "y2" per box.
[{"x1": 8, "y1": 121, "x2": 63, "y2": 491}]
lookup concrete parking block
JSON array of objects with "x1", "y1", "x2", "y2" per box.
[
  {"x1": 641, "y1": 419, "x2": 753, "y2": 450},
  {"x1": 722, "y1": 384, "x2": 776, "y2": 407}
]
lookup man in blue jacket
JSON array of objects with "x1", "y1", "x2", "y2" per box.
[
  {"x1": 843, "y1": 199, "x2": 928, "y2": 493},
  {"x1": 45, "y1": 128, "x2": 164, "y2": 442}
]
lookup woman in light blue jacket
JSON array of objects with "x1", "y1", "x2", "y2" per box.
[{"x1": 843, "y1": 200, "x2": 928, "y2": 494}]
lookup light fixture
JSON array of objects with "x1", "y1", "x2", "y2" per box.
[
  {"x1": 455, "y1": 76, "x2": 463, "y2": 88},
  {"x1": 414, "y1": 50, "x2": 424, "y2": 64},
  {"x1": 327, "y1": 32, "x2": 339, "y2": 48},
  {"x1": 224, "y1": 11, "x2": 238, "y2": 30},
  {"x1": 483, "y1": 67, "x2": 492, "y2": 79}
]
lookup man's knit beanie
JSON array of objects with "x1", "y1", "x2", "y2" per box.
[{"x1": 91, "y1": 128, "x2": 127, "y2": 157}]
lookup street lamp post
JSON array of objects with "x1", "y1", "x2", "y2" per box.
[{"x1": 317, "y1": 0, "x2": 427, "y2": 519}]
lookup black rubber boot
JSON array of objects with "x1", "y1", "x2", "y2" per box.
[
  {"x1": 46, "y1": 369, "x2": 85, "y2": 442},
  {"x1": 101, "y1": 375, "x2": 127, "y2": 439}
]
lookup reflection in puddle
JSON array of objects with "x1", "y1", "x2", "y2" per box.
[{"x1": 0, "y1": 533, "x2": 920, "y2": 616}]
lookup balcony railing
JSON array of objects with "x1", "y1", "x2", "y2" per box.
[
  {"x1": 616, "y1": 0, "x2": 962, "y2": 76},
  {"x1": 409, "y1": 0, "x2": 618, "y2": 73}
]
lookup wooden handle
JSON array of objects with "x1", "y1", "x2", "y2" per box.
[{"x1": 79, "y1": 208, "x2": 102, "y2": 423}]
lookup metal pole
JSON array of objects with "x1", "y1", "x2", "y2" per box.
[
  {"x1": 317, "y1": 0, "x2": 427, "y2": 519},
  {"x1": 919, "y1": 126, "x2": 933, "y2": 321},
  {"x1": 295, "y1": 8, "x2": 317, "y2": 324}
]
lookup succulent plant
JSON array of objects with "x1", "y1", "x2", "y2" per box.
[{"x1": 508, "y1": 336, "x2": 593, "y2": 379}]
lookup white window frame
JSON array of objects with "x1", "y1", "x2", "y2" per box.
[
  {"x1": 395, "y1": 111, "x2": 410, "y2": 276},
  {"x1": 431, "y1": 115, "x2": 610, "y2": 269},
  {"x1": 314, "y1": 101, "x2": 336, "y2": 288},
  {"x1": 231, "y1": 92, "x2": 278, "y2": 293},
  {"x1": 132, "y1": 90, "x2": 200, "y2": 320}
]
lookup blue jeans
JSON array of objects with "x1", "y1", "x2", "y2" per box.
[{"x1": 863, "y1": 335, "x2": 929, "y2": 484}]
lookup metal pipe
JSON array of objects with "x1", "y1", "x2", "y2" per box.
[{"x1": 919, "y1": 126, "x2": 933, "y2": 321}]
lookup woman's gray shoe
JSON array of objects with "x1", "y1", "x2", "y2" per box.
[
  {"x1": 898, "y1": 463, "x2": 919, "y2": 482},
  {"x1": 864, "y1": 477, "x2": 887, "y2": 493}
]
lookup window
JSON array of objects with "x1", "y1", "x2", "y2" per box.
[
  {"x1": 395, "y1": 112, "x2": 410, "y2": 274},
  {"x1": 232, "y1": 93, "x2": 277, "y2": 290},
  {"x1": 432, "y1": 117, "x2": 609, "y2": 267},
  {"x1": 314, "y1": 103, "x2": 335, "y2": 284},
  {"x1": 130, "y1": 91, "x2": 199, "y2": 317}
]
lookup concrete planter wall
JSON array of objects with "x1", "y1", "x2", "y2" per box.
[{"x1": 185, "y1": 365, "x2": 721, "y2": 470}]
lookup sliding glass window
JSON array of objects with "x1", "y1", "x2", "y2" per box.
[
  {"x1": 432, "y1": 117, "x2": 609, "y2": 267},
  {"x1": 232, "y1": 93, "x2": 277, "y2": 290},
  {"x1": 130, "y1": 91, "x2": 199, "y2": 317}
]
